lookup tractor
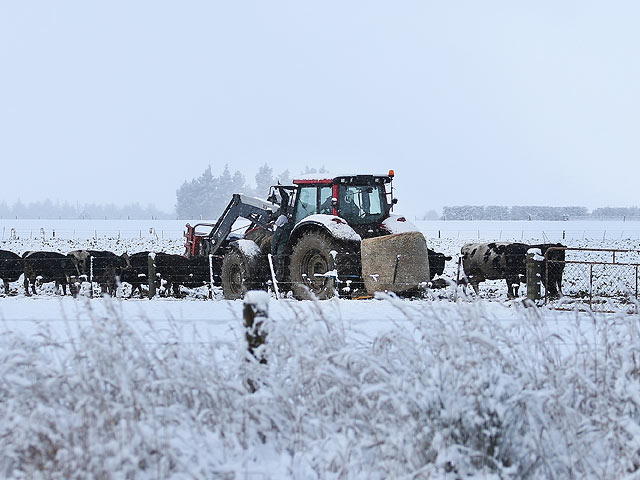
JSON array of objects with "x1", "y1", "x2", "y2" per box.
[{"x1": 184, "y1": 171, "x2": 430, "y2": 299}]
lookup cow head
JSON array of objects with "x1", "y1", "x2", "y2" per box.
[{"x1": 68, "y1": 250, "x2": 90, "y2": 275}]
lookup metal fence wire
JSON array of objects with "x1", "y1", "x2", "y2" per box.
[{"x1": 544, "y1": 247, "x2": 640, "y2": 313}]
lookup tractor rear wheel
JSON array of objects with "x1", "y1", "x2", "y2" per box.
[
  {"x1": 289, "y1": 231, "x2": 342, "y2": 300},
  {"x1": 221, "y1": 249, "x2": 265, "y2": 300}
]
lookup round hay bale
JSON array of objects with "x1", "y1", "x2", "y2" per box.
[{"x1": 361, "y1": 231, "x2": 430, "y2": 295}]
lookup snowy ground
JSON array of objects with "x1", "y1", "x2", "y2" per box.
[
  {"x1": 2, "y1": 220, "x2": 640, "y2": 478},
  {"x1": 3, "y1": 218, "x2": 640, "y2": 243}
]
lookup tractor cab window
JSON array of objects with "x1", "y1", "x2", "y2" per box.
[
  {"x1": 319, "y1": 186, "x2": 333, "y2": 214},
  {"x1": 338, "y1": 184, "x2": 385, "y2": 224},
  {"x1": 295, "y1": 186, "x2": 318, "y2": 223}
]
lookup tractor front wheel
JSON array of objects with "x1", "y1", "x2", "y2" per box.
[
  {"x1": 221, "y1": 249, "x2": 265, "y2": 300},
  {"x1": 289, "y1": 231, "x2": 341, "y2": 300}
]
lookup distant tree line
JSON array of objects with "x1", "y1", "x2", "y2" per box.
[
  {"x1": 0, "y1": 164, "x2": 328, "y2": 220},
  {"x1": 0, "y1": 199, "x2": 171, "y2": 220},
  {"x1": 440, "y1": 205, "x2": 640, "y2": 221},
  {"x1": 175, "y1": 164, "x2": 327, "y2": 220},
  {"x1": 590, "y1": 206, "x2": 640, "y2": 220}
]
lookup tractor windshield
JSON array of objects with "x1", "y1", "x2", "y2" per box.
[{"x1": 338, "y1": 184, "x2": 386, "y2": 225}]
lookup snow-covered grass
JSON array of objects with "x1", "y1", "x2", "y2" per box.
[{"x1": 1, "y1": 296, "x2": 640, "y2": 478}]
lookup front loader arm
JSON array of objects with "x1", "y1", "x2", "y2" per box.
[{"x1": 206, "y1": 194, "x2": 279, "y2": 255}]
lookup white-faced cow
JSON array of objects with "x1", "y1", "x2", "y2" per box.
[
  {"x1": 0, "y1": 250, "x2": 23, "y2": 295},
  {"x1": 22, "y1": 251, "x2": 80, "y2": 296},
  {"x1": 461, "y1": 242, "x2": 565, "y2": 298}
]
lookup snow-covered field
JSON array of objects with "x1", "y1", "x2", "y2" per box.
[
  {"x1": 2, "y1": 220, "x2": 640, "y2": 478},
  {"x1": 3, "y1": 218, "x2": 640, "y2": 243}
]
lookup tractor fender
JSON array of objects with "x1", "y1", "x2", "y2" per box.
[
  {"x1": 289, "y1": 214, "x2": 361, "y2": 248},
  {"x1": 227, "y1": 239, "x2": 267, "y2": 275},
  {"x1": 228, "y1": 239, "x2": 262, "y2": 262},
  {"x1": 225, "y1": 239, "x2": 270, "y2": 285},
  {"x1": 380, "y1": 214, "x2": 420, "y2": 234},
  {"x1": 221, "y1": 239, "x2": 268, "y2": 299}
]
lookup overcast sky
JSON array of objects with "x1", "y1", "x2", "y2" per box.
[{"x1": 1, "y1": 1, "x2": 638, "y2": 217}]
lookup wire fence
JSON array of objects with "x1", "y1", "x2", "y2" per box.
[
  {"x1": 1, "y1": 227, "x2": 185, "y2": 241},
  {"x1": 3, "y1": 226, "x2": 640, "y2": 242},
  {"x1": 545, "y1": 248, "x2": 640, "y2": 313},
  {"x1": 423, "y1": 229, "x2": 640, "y2": 241}
]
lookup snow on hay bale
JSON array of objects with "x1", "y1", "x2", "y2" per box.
[{"x1": 361, "y1": 231, "x2": 430, "y2": 295}]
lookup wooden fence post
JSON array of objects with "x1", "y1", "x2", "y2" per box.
[
  {"x1": 148, "y1": 253, "x2": 156, "y2": 299},
  {"x1": 244, "y1": 291, "x2": 269, "y2": 393},
  {"x1": 243, "y1": 291, "x2": 269, "y2": 363},
  {"x1": 526, "y1": 249, "x2": 543, "y2": 302}
]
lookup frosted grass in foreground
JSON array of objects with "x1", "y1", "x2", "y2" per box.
[{"x1": 1, "y1": 297, "x2": 640, "y2": 478}]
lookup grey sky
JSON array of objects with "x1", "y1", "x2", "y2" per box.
[{"x1": 1, "y1": 1, "x2": 638, "y2": 217}]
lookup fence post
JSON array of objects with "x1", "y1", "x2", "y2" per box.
[
  {"x1": 148, "y1": 253, "x2": 156, "y2": 299},
  {"x1": 526, "y1": 248, "x2": 543, "y2": 302},
  {"x1": 244, "y1": 291, "x2": 269, "y2": 393},
  {"x1": 244, "y1": 291, "x2": 269, "y2": 364},
  {"x1": 89, "y1": 255, "x2": 94, "y2": 298},
  {"x1": 208, "y1": 254, "x2": 215, "y2": 299}
]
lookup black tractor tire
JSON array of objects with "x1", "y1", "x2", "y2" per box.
[
  {"x1": 221, "y1": 248, "x2": 263, "y2": 300},
  {"x1": 289, "y1": 231, "x2": 344, "y2": 300}
]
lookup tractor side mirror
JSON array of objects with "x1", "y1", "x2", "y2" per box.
[{"x1": 392, "y1": 198, "x2": 398, "y2": 205}]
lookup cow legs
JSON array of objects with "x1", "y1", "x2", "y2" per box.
[
  {"x1": 129, "y1": 282, "x2": 140, "y2": 298},
  {"x1": 24, "y1": 276, "x2": 37, "y2": 296},
  {"x1": 506, "y1": 277, "x2": 519, "y2": 298},
  {"x1": 545, "y1": 279, "x2": 560, "y2": 299},
  {"x1": 108, "y1": 279, "x2": 118, "y2": 297},
  {"x1": 2, "y1": 280, "x2": 7, "y2": 295}
]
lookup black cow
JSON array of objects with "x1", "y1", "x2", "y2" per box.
[
  {"x1": 461, "y1": 242, "x2": 565, "y2": 298},
  {"x1": 185, "y1": 255, "x2": 215, "y2": 290},
  {"x1": 120, "y1": 251, "x2": 152, "y2": 298},
  {"x1": 0, "y1": 250, "x2": 23, "y2": 294},
  {"x1": 22, "y1": 251, "x2": 80, "y2": 296},
  {"x1": 68, "y1": 250, "x2": 131, "y2": 296},
  {"x1": 427, "y1": 248, "x2": 452, "y2": 280},
  {"x1": 155, "y1": 253, "x2": 212, "y2": 297},
  {"x1": 535, "y1": 244, "x2": 565, "y2": 298}
]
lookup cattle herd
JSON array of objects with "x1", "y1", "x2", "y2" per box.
[
  {"x1": 0, "y1": 242, "x2": 565, "y2": 299},
  {"x1": 0, "y1": 249, "x2": 214, "y2": 298}
]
